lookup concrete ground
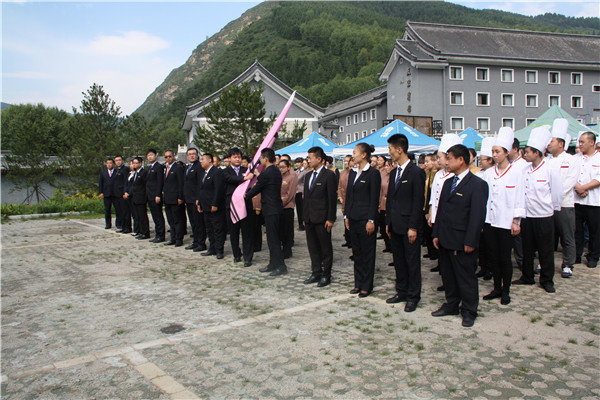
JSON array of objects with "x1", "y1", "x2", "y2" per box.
[{"x1": 1, "y1": 213, "x2": 599, "y2": 399}]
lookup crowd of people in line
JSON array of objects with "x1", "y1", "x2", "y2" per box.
[{"x1": 98, "y1": 118, "x2": 599, "y2": 327}]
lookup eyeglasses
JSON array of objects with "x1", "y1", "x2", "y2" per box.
[{"x1": 165, "y1": 155, "x2": 173, "y2": 158}]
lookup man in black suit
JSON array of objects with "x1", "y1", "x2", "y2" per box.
[
  {"x1": 163, "y1": 150, "x2": 186, "y2": 247},
  {"x1": 128, "y1": 156, "x2": 150, "y2": 239},
  {"x1": 432, "y1": 144, "x2": 489, "y2": 327},
  {"x1": 302, "y1": 146, "x2": 338, "y2": 287},
  {"x1": 223, "y1": 148, "x2": 254, "y2": 266},
  {"x1": 197, "y1": 153, "x2": 226, "y2": 259},
  {"x1": 183, "y1": 148, "x2": 207, "y2": 252},
  {"x1": 123, "y1": 160, "x2": 137, "y2": 234},
  {"x1": 145, "y1": 149, "x2": 166, "y2": 243},
  {"x1": 245, "y1": 148, "x2": 287, "y2": 276},
  {"x1": 98, "y1": 158, "x2": 117, "y2": 229},
  {"x1": 113, "y1": 155, "x2": 131, "y2": 233},
  {"x1": 385, "y1": 134, "x2": 426, "y2": 312}
]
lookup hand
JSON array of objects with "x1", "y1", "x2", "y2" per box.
[
  {"x1": 344, "y1": 219, "x2": 350, "y2": 231},
  {"x1": 433, "y1": 237, "x2": 439, "y2": 249},
  {"x1": 177, "y1": 199, "x2": 183, "y2": 205},
  {"x1": 211, "y1": 206, "x2": 218, "y2": 213},
  {"x1": 386, "y1": 226, "x2": 391, "y2": 239},
  {"x1": 302, "y1": 221, "x2": 306, "y2": 227},
  {"x1": 464, "y1": 244, "x2": 475, "y2": 254},
  {"x1": 366, "y1": 221, "x2": 375, "y2": 235},
  {"x1": 99, "y1": 193, "x2": 104, "y2": 199},
  {"x1": 244, "y1": 173, "x2": 254, "y2": 181},
  {"x1": 197, "y1": 205, "x2": 202, "y2": 213},
  {"x1": 324, "y1": 220, "x2": 333, "y2": 233},
  {"x1": 408, "y1": 229, "x2": 417, "y2": 244},
  {"x1": 511, "y1": 223, "x2": 521, "y2": 236},
  {"x1": 155, "y1": 196, "x2": 161, "y2": 204},
  {"x1": 255, "y1": 210, "x2": 260, "y2": 215},
  {"x1": 123, "y1": 193, "x2": 128, "y2": 199}
]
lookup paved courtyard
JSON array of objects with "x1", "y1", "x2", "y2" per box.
[{"x1": 1, "y1": 213, "x2": 599, "y2": 399}]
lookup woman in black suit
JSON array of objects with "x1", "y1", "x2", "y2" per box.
[{"x1": 344, "y1": 143, "x2": 382, "y2": 297}]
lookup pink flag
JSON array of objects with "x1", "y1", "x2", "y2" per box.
[{"x1": 230, "y1": 91, "x2": 297, "y2": 223}]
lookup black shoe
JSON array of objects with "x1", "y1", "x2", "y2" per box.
[
  {"x1": 575, "y1": 256, "x2": 582, "y2": 264},
  {"x1": 269, "y1": 267, "x2": 288, "y2": 276},
  {"x1": 193, "y1": 247, "x2": 204, "y2": 252},
  {"x1": 132, "y1": 233, "x2": 142, "y2": 237},
  {"x1": 201, "y1": 251, "x2": 216, "y2": 257},
  {"x1": 388, "y1": 262, "x2": 394, "y2": 266},
  {"x1": 430, "y1": 266, "x2": 440, "y2": 272},
  {"x1": 501, "y1": 294, "x2": 511, "y2": 305},
  {"x1": 105, "y1": 226, "x2": 111, "y2": 229},
  {"x1": 404, "y1": 302, "x2": 418, "y2": 313},
  {"x1": 358, "y1": 291, "x2": 371, "y2": 298},
  {"x1": 431, "y1": 308, "x2": 459, "y2": 317},
  {"x1": 341, "y1": 243, "x2": 350, "y2": 248},
  {"x1": 349, "y1": 288, "x2": 360, "y2": 294},
  {"x1": 298, "y1": 226, "x2": 305, "y2": 231},
  {"x1": 259, "y1": 265, "x2": 275, "y2": 273},
  {"x1": 483, "y1": 290, "x2": 502, "y2": 300},
  {"x1": 423, "y1": 254, "x2": 431, "y2": 259},
  {"x1": 283, "y1": 253, "x2": 292, "y2": 260},
  {"x1": 429, "y1": 255, "x2": 438, "y2": 260},
  {"x1": 587, "y1": 260, "x2": 598, "y2": 268},
  {"x1": 437, "y1": 285, "x2": 445, "y2": 292},
  {"x1": 153, "y1": 238, "x2": 166, "y2": 243},
  {"x1": 462, "y1": 315, "x2": 475, "y2": 327},
  {"x1": 216, "y1": 253, "x2": 224, "y2": 259},
  {"x1": 383, "y1": 248, "x2": 391, "y2": 253},
  {"x1": 317, "y1": 276, "x2": 331, "y2": 287},
  {"x1": 185, "y1": 244, "x2": 198, "y2": 250},
  {"x1": 164, "y1": 241, "x2": 176, "y2": 246},
  {"x1": 512, "y1": 278, "x2": 534, "y2": 285},
  {"x1": 386, "y1": 294, "x2": 406, "y2": 304},
  {"x1": 115, "y1": 229, "x2": 123, "y2": 233},
  {"x1": 234, "y1": 257, "x2": 242, "y2": 263},
  {"x1": 483, "y1": 272, "x2": 493, "y2": 281},
  {"x1": 475, "y1": 269, "x2": 486, "y2": 278},
  {"x1": 303, "y1": 274, "x2": 320, "y2": 284},
  {"x1": 349, "y1": 255, "x2": 354, "y2": 261},
  {"x1": 136, "y1": 235, "x2": 150, "y2": 240},
  {"x1": 376, "y1": 235, "x2": 385, "y2": 240},
  {"x1": 175, "y1": 242, "x2": 183, "y2": 247},
  {"x1": 243, "y1": 260, "x2": 252, "y2": 268},
  {"x1": 121, "y1": 230, "x2": 132, "y2": 234},
  {"x1": 542, "y1": 283, "x2": 556, "y2": 293}
]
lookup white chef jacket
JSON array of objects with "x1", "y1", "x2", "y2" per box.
[
  {"x1": 511, "y1": 156, "x2": 530, "y2": 174},
  {"x1": 547, "y1": 151, "x2": 580, "y2": 208},
  {"x1": 523, "y1": 160, "x2": 563, "y2": 218},
  {"x1": 429, "y1": 169, "x2": 454, "y2": 224},
  {"x1": 574, "y1": 150, "x2": 600, "y2": 207},
  {"x1": 484, "y1": 164, "x2": 525, "y2": 229}
]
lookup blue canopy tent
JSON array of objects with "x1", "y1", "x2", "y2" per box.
[
  {"x1": 458, "y1": 127, "x2": 486, "y2": 150},
  {"x1": 275, "y1": 131, "x2": 338, "y2": 159},
  {"x1": 333, "y1": 120, "x2": 440, "y2": 156}
]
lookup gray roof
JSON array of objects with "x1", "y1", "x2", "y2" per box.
[
  {"x1": 321, "y1": 85, "x2": 387, "y2": 119},
  {"x1": 404, "y1": 21, "x2": 600, "y2": 65}
]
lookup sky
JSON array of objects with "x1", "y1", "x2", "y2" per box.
[{"x1": 2, "y1": 1, "x2": 599, "y2": 115}]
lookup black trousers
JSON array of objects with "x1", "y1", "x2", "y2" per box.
[
  {"x1": 305, "y1": 222, "x2": 333, "y2": 278},
  {"x1": 133, "y1": 202, "x2": 149, "y2": 237},
  {"x1": 390, "y1": 230, "x2": 421, "y2": 303},
  {"x1": 147, "y1": 199, "x2": 165, "y2": 239},
  {"x1": 127, "y1": 198, "x2": 137, "y2": 233},
  {"x1": 349, "y1": 219, "x2": 376, "y2": 293},
  {"x1": 117, "y1": 197, "x2": 131, "y2": 232},
  {"x1": 521, "y1": 216, "x2": 555, "y2": 286},
  {"x1": 438, "y1": 245, "x2": 479, "y2": 318},
  {"x1": 227, "y1": 208, "x2": 254, "y2": 262},
  {"x1": 478, "y1": 229, "x2": 489, "y2": 273},
  {"x1": 103, "y1": 197, "x2": 117, "y2": 228},
  {"x1": 378, "y1": 211, "x2": 390, "y2": 250},
  {"x1": 422, "y1": 214, "x2": 437, "y2": 258},
  {"x1": 280, "y1": 208, "x2": 295, "y2": 258},
  {"x1": 295, "y1": 193, "x2": 304, "y2": 229},
  {"x1": 114, "y1": 196, "x2": 122, "y2": 228},
  {"x1": 264, "y1": 213, "x2": 285, "y2": 269},
  {"x1": 253, "y1": 212, "x2": 263, "y2": 251},
  {"x1": 165, "y1": 203, "x2": 186, "y2": 243},
  {"x1": 484, "y1": 224, "x2": 513, "y2": 294},
  {"x1": 575, "y1": 204, "x2": 600, "y2": 264},
  {"x1": 186, "y1": 203, "x2": 206, "y2": 247},
  {"x1": 204, "y1": 209, "x2": 225, "y2": 255}
]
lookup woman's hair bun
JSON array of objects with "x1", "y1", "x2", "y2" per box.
[{"x1": 369, "y1": 145, "x2": 375, "y2": 152}]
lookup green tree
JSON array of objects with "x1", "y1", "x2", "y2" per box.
[
  {"x1": 193, "y1": 82, "x2": 269, "y2": 156},
  {"x1": 119, "y1": 113, "x2": 154, "y2": 157}
]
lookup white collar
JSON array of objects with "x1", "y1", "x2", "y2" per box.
[{"x1": 455, "y1": 169, "x2": 469, "y2": 182}]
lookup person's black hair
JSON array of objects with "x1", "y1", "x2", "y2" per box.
[
  {"x1": 468, "y1": 148, "x2": 477, "y2": 160},
  {"x1": 418, "y1": 154, "x2": 426, "y2": 164},
  {"x1": 213, "y1": 155, "x2": 220, "y2": 162},
  {"x1": 556, "y1": 138, "x2": 566, "y2": 147},
  {"x1": 325, "y1": 156, "x2": 333, "y2": 164},
  {"x1": 203, "y1": 153, "x2": 214, "y2": 162},
  {"x1": 242, "y1": 155, "x2": 251, "y2": 163},
  {"x1": 378, "y1": 155, "x2": 388, "y2": 162},
  {"x1": 187, "y1": 147, "x2": 199, "y2": 155},
  {"x1": 581, "y1": 132, "x2": 596, "y2": 143},
  {"x1": 279, "y1": 159, "x2": 291, "y2": 167},
  {"x1": 408, "y1": 152, "x2": 415, "y2": 161},
  {"x1": 385, "y1": 159, "x2": 393, "y2": 166},
  {"x1": 133, "y1": 156, "x2": 143, "y2": 164},
  {"x1": 512, "y1": 138, "x2": 520, "y2": 151},
  {"x1": 344, "y1": 155, "x2": 352, "y2": 160},
  {"x1": 294, "y1": 157, "x2": 304, "y2": 163},
  {"x1": 164, "y1": 149, "x2": 174, "y2": 155},
  {"x1": 261, "y1": 148, "x2": 276, "y2": 163},
  {"x1": 356, "y1": 143, "x2": 375, "y2": 159},
  {"x1": 114, "y1": 155, "x2": 122, "y2": 159},
  {"x1": 228, "y1": 147, "x2": 242, "y2": 157},
  {"x1": 281, "y1": 154, "x2": 290, "y2": 160},
  {"x1": 387, "y1": 133, "x2": 409, "y2": 154},
  {"x1": 447, "y1": 144, "x2": 470, "y2": 165},
  {"x1": 177, "y1": 161, "x2": 185, "y2": 167},
  {"x1": 106, "y1": 157, "x2": 115, "y2": 163},
  {"x1": 525, "y1": 146, "x2": 543, "y2": 158},
  {"x1": 146, "y1": 148, "x2": 157, "y2": 155},
  {"x1": 307, "y1": 146, "x2": 326, "y2": 161}
]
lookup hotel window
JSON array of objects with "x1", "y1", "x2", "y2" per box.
[
  {"x1": 354, "y1": 132, "x2": 359, "y2": 141},
  {"x1": 476, "y1": 67, "x2": 489, "y2": 81},
  {"x1": 526, "y1": 118, "x2": 536, "y2": 126},
  {"x1": 333, "y1": 118, "x2": 338, "y2": 125},
  {"x1": 361, "y1": 111, "x2": 367, "y2": 122},
  {"x1": 502, "y1": 118, "x2": 515, "y2": 129},
  {"x1": 450, "y1": 91, "x2": 463, "y2": 105},
  {"x1": 360, "y1": 130, "x2": 366, "y2": 138},
  {"x1": 593, "y1": 85, "x2": 600, "y2": 93},
  {"x1": 346, "y1": 116, "x2": 351, "y2": 126},
  {"x1": 450, "y1": 117, "x2": 464, "y2": 131},
  {"x1": 501, "y1": 69, "x2": 514, "y2": 82},
  {"x1": 353, "y1": 114, "x2": 358, "y2": 124},
  {"x1": 449, "y1": 66, "x2": 463, "y2": 80},
  {"x1": 477, "y1": 118, "x2": 490, "y2": 132},
  {"x1": 549, "y1": 95, "x2": 561, "y2": 107},
  {"x1": 371, "y1": 129, "x2": 376, "y2": 133},
  {"x1": 370, "y1": 109, "x2": 376, "y2": 120},
  {"x1": 548, "y1": 71, "x2": 560, "y2": 84},
  {"x1": 346, "y1": 134, "x2": 351, "y2": 144},
  {"x1": 571, "y1": 96, "x2": 583, "y2": 108},
  {"x1": 525, "y1": 70, "x2": 538, "y2": 83},
  {"x1": 571, "y1": 72, "x2": 582, "y2": 85},
  {"x1": 526, "y1": 94, "x2": 538, "y2": 107},
  {"x1": 339, "y1": 126, "x2": 344, "y2": 133},
  {"x1": 501, "y1": 93, "x2": 514, "y2": 107},
  {"x1": 477, "y1": 92, "x2": 490, "y2": 106}
]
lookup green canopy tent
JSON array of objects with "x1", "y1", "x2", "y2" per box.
[{"x1": 514, "y1": 106, "x2": 598, "y2": 147}]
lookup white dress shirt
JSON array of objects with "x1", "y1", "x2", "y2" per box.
[
  {"x1": 547, "y1": 151, "x2": 580, "y2": 208},
  {"x1": 429, "y1": 169, "x2": 454, "y2": 224},
  {"x1": 523, "y1": 160, "x2": 563, "y2": 218},
  {"x1": 353, "y1": 163, "x2": 370, "y2": 185},
  {"x1": 484, "y1": 164, "x2": 525, "y2": 229},
  {"x1": 574, "y1": 150, "x2": 600, "y2": 207}
]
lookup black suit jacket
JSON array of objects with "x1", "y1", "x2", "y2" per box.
[
  {"x1": 112, "y1": 165, "x2": 130, "y2": 197},
  {"x1": 303, "y1": 167, "x2": 337, "y2": 224},
  {"x1": 132, "y1": 168, "x2": 148, "y2": 205},
  {"x1": 245, "y1": 164, "x2": 283, "y2": 217},
  {"x1": 98, "y1": 169, "x2": 116, "y2": 197},
  {"x1": 163, "y1": 162, "x2": 184, "y2": 205},
  {"x1": 198, "y1": 166, "x2": 225, "y2": 211},
  {"x1": 183, "y1": 161, "x2": 202, "y2": 204},
  {"x1": 344, "y1": 166, "x2": 381, "y2": 221},
  {"x1": 222, "y1": 165, "x2": 248, "y2": 209},
  {"x1": 432, "y1": 171, "x2": 489, "y2": 251},
  {"x1": 146, "y1": 162, "x2": 165, "y2": 201},
  {"x1": 386, "y1": 162, "x2": 426, "y2": 234}
]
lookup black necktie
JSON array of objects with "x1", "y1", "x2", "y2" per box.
[
  {"x1": 450, "y1": 176, "x2": 459, "y2": 193},
  {"x1": 309, "y1": 171, "x2": 317, "y2": 190},
  {"x1": 395, "y1": 167, "x2": 402, "y2": 189}
]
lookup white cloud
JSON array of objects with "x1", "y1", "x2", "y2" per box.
[
  {"x1": 3, "y1": 71, "x2": 52, "y2": 79},
  {"x1": 88, "y1": 30, "x2": 170, "y2": 56}
]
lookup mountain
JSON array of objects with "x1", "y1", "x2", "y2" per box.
[
  {"x1": 137, "y1": 1, "x2": 600, "y2": 135},
  {"x1": 1, "y1": 102, "x2": 12, "y2": 110}
]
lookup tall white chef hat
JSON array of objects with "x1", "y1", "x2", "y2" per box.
[
  {"x1": 551, "y1": 118, "x2": 571, "y2": 148},
  {"x1": 480, "y1": 137, "x2": 495, "y2": 158},
  {"x1": 495, "y1": 127, "x2": 514, "y2": 151},
  {"x1": 439, "y1": 133, "x2": 463, "y2": 154},
  {"x1": 527, "y1": 126, "x2": 552, "y2": 152}
]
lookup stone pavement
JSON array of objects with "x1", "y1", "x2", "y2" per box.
[{"x1": 1, "y1": 213, "x2": 599, "y2": 399}]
